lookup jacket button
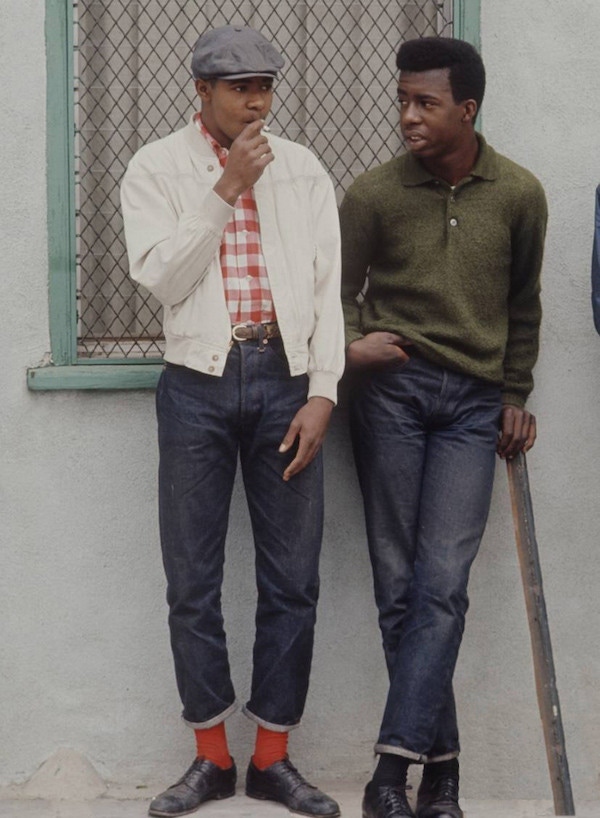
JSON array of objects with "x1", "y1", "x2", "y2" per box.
[
  {"x1": 212, "y1": 355, "x2": 219, "y2": 361},
  {"x1": 208, "y1": 365, "x2": 215, "y2": 373}
]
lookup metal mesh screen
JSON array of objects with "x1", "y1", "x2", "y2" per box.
[{"x1": 74, "y1": 1, "x2": 454, "y2": 360}]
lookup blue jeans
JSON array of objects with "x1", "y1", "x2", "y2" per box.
[
  {"x1": 156, "y1": 339, "x2": 323, "y2": 731},
  {"x1": 349, "y1": 352, "x2": 501, "y2": 761}
]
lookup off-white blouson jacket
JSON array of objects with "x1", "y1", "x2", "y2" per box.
[{"x1": 120, "y1": 118, "x2": 345, "y2": 404}]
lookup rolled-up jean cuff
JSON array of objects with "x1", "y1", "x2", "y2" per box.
[
  {"x1": 374, "y1": 743, "x2": 426, "y2": 763},
  {"x1": 242, "y1": 705, "x2": 300, "y2": 733},
  {"x1": 183, "y1": 701, "x2": 238, "y2": 730},
  {"x1": 424, "y1": 751, "x2": 460, "y2": 763}
]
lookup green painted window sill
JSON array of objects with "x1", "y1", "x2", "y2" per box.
[{"x1": 27, "y1": 363, "x2": 163, "y2": 391}]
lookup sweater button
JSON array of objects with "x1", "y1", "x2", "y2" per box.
[{"x1": 450, "y1": 218, "x2": 458, "y2": 227}]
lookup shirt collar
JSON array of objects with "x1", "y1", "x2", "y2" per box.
[
  {"x1": 194, "y1": 112, "x2": 229, "y2": 165},
  {"x1": 401, "y1": 133, "x2": 498, "y2": 187}
]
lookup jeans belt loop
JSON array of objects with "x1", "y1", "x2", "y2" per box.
[{"x1": 256, "y1": 322, "x2": 266, "y2": 352}]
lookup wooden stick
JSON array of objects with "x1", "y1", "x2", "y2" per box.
[{"x1": 506, "y1": 452, "x2": 575, "y2": 815}]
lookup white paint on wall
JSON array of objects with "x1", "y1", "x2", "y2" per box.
[{"x1": 1, "y1": 0, "x2": 599, "y2": 803}]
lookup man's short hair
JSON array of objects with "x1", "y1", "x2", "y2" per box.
[{"x1": 396, "y1": 37, "x2": 485, "y2": 111}]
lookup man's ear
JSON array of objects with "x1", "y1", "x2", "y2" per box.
[
  {"x1": 462, "y1": 99, "x2": 478, "y2": 123},
  {"x1": 195, "y1": 78, "x2": 212, "y2": 102}
]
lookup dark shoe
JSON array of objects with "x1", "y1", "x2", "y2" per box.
[
  {"x1": 245, "y1": 756, "x2": 340, "y2": 817},
  {"x1": 148, "y1": 757, "x2": 236, "y2": 817},
  {"x1": 362, "y1": 780, "x2": 415, "y2": 818},
  {"x1": 416, "y1": 772, "x2": 463, "y2": 818}
]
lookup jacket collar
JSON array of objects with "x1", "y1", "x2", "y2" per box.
[{"x1": 183, "y1": 116, "x2": 217, "y2": 157}]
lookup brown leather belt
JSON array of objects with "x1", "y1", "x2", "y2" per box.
[{"x1": 231, "y1": 321, "x2": 281, "y2": 342}]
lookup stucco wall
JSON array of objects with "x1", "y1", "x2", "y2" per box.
[{"x1": 1, "y1": 0, "x2": 599, "y2": 803}]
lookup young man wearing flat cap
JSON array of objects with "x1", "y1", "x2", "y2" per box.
[
  {"x1": 340, "y1": 37, "x2": 547, "y2": 818},
  {"x1": 121, "y1": 25, "x2": 344, "y2": 818}
]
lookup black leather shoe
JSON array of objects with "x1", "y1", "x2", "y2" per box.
[
  {"x1": 416, "y1": 773, "x2": 463, "y2": 818},
  {"x1": 362, "y1": 780, "x2": 415, "y2": 818},
  {"x1": 148, "y1": 757, "x2": 236, "y2": 817},
  {"x1": 245, "y1": 756, "x2": 340, "y2": 817}
]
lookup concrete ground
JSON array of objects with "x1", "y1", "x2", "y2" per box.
[{"x1": 0, "y1": 784, "x2": 597, "y2": 818}]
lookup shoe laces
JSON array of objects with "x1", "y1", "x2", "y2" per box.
[
  {"x1": 379, "y1": 784, "x2": 413, "y2": 816},
  {"x1": 430, "y1": 775, "x2": 459, "y2": 802},
  {"x1": 277, "y1": 757, "x2": 316, "y2": 793},
  {"x1": 178, "y1": 757, "x2": 213, "y2": 786}
]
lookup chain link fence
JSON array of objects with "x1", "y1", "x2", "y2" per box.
[{"x1": 74, "y1": 1, "x2": 454, "y2": 359}]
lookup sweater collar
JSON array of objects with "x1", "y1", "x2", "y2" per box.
[{"x1": 401, "y1": 133, "x2": 498, "y2": 186}]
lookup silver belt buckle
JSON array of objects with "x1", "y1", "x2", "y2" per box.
[{"x1": 232, "y1": 322, "x2": 251, "y2": 341}]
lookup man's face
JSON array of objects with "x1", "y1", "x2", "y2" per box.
[
  {"x1": 397, "y1": 68, "x2": 474, "y2": 161},
  {"x1": 195, "y1": 76, "x2": 274, "y2": 148}
]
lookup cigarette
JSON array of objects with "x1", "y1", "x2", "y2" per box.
[{"x1": 262, "y1": 124, "x2": 271, "y2": 133}]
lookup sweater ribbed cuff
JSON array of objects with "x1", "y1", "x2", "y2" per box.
[
  {"x1": 344, "y1": 330, "x2": 364, "y2": 351},
  {"x1": 501, "y1": 391, "x2": 527, "y2": 408}
]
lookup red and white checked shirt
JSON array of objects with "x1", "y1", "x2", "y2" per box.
[{"x1": 195, "y1": 114, "x2": 275, "y2": 325}]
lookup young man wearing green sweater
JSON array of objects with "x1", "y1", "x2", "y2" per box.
[{"x1": 340, "y1": 38, "x2": 547, "y2": 818}]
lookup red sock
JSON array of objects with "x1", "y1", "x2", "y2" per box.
[
  {"x1": 252, "y1": 726, "x2": 289, "y2": 770},
  {"x1": 194, "y1": 723, "x2": 232, "y2": 769}
]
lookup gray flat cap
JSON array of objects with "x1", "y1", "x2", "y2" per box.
[{"x1": 191, "y1": 25, "x2": 285, "y2": 80}]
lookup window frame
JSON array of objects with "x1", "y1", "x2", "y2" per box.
[{"x1": 28, "y1": 0, "x2": 481, "y2": 391}]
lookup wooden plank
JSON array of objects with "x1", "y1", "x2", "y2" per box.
[{"x1": 507, "y1": 453, "x2": 575, "y2": 816}]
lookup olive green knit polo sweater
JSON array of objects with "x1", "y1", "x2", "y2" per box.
[{"x1": 340, "y1": 135, "x2": 547, "y2": 407}]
